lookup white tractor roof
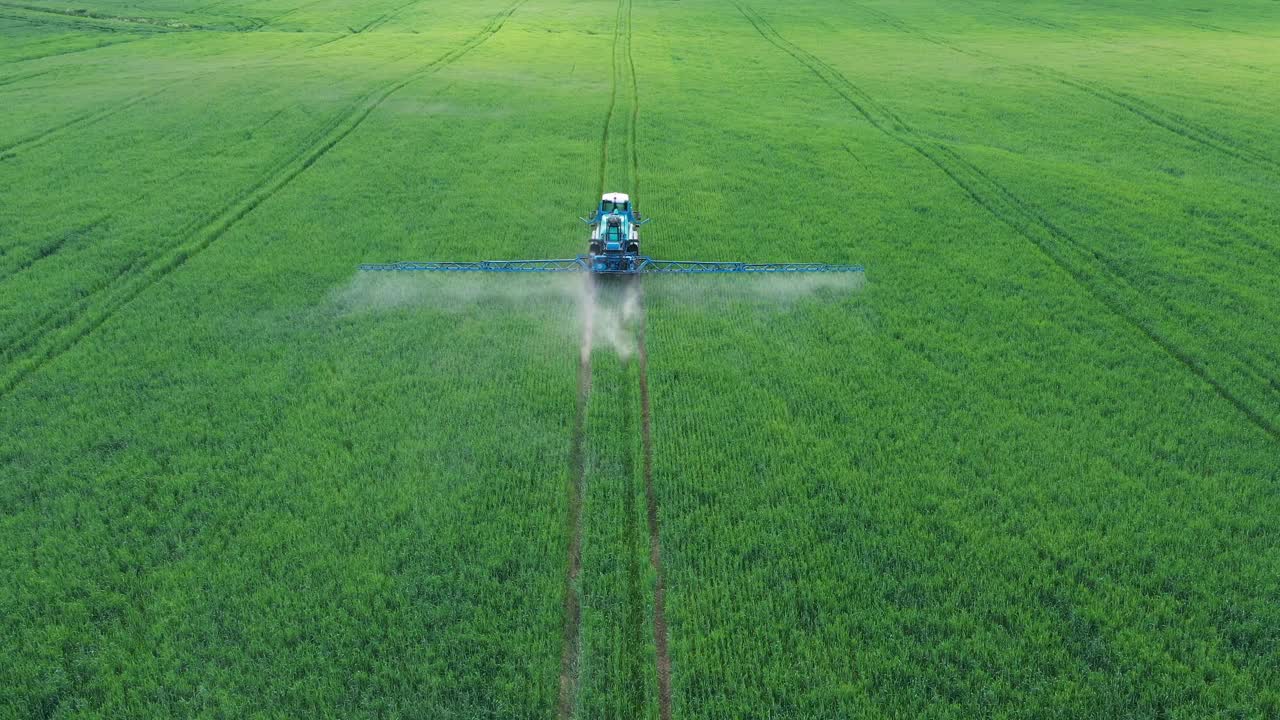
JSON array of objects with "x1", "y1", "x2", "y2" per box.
[{"x1": 602, "y1": 192, "x2": 630, "y2": 204}]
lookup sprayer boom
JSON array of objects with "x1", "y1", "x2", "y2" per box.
[
  {"x1": 359, "y1": 257, "x2": 864, "y2": 274},
  {"x1": 359, "y1": 193, "x2": 865, "y2": 276}
]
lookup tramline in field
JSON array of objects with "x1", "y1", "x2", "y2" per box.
[{"x1": 359, "y1": 192, "x2": 866, "y2": 275}]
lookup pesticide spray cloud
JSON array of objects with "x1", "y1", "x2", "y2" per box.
[
  {"x1": 334, "y1": 269, "x2": 861, "y2": 360},
  {"x1": 335, "y1": 271, "x2": 583, "y2": 313},
  {"x1": 578, "y1": 276, "x2": 643, "y2": 363},
  {"x1": 648, "y1": 271, "x2": 865, "y2": 307},
  {"x1": 333, "y1": 271, "x2": 647, "y2": 361}
]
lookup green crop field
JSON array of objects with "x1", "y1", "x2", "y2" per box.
[{"x1": 2, "y1": 0, "x2": 1279, "y2": 717}]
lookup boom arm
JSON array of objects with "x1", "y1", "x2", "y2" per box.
[
  {"x1": 360, "y1": 258, "x2": 589, "y2": 272},
  {"x1": 360, "y1": 256, "x2": 864, "y2": 274},
  {"x1": 634, "y1": 259, "x2": 862, "y2": 273}
]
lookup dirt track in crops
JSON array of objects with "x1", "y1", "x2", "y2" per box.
[
  {"x1": 559, "y1": 278, "x2": 594, "y2": 720},
  {"x1": 638, "y1": 284, "x2": 672, "y2": 720}
]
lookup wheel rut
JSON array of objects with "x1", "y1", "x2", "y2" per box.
[
  {"x1": 559, "y1": 5, "x2": 627, "y2": 712},
  {"x1": 565, "y1": 2, "x2": 673, "y2": 716},
  {"x1": 624, "y1": 3, "x2": 672, "y2": 716},
  {"x1": 2, "y1": 40, "x2": 421, "y2": 362},
  {"x1": 559, "y1": 278, "x2": 593, "y2": 720},
  {"x1": 594, "y1": 0, "x2": 626, "y2": 199},
  {"x1": 637, "y1": 284, "x2": 672, "y2": 720},
  {"x1": 0, "y1": 68, "x2": 53, "y2": 88},
  {"x1": 255, "y1": 0, "x2": 325, "y2": 30},
  {"x1": 735, "y1": 1, "x2": 1280, "y2": 443},
  {"x1": 0, "y1": 21, "x2": 394, "y2": 158},
  {"x1": 0, "y1": 34, "x2": 153, "y2": 66},
  {"x1": 0, "y1": 1, "x2": 266, "y2": 31},
  {"x1": 846, "y1": 0, "x2": 1280, "y2": 176},
  {"x1": 0, "y1": 0, "x2": 529, "y2": 398},
  {"x1": 0, "y1": 85, "x2": 170, "y2": 155},
  {"x1": 357, "y1": 0, "x2": 424, "y2": 34},
  {"x1": 0, "y1": 216, "x2": 108, "y2": 283}
]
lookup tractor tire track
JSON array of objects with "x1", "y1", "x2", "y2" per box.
[
  {"x1": 595, "y1": 0, "x2": 625, "y2": 197},
  {"x1": 0, "y1": 80, "x2": 368, "y2": 361},
  {"x1": 317, "y1": 0, "x2": 428, "y2": 47},
  {"x1": 0, "y1": 34, "x2": 394, "y2": 357},
  {"x1": 0, "y1": 216, "x2": 108, "y2": 283},
  {"x1": 0, "y1": 26, "x2": 455, "y2": 358},
  {"x1": 0, "y1": 0, "x2": 528, "y2": 398},
  {"x1": 620, "y1": 344, "x2": 647, "y2": 718},
  {"x1": 735, "y1": 2, "x2": 1280, "y2": 443},
  {"x1": 359, "y1": 0, "x2": 424, "y2": 34},
  {"x1": 969, "y1": 0, "x2": 1271, "y2": 78},
  {"x1": 637, "y1": 285, "x2": 672, "y2": 720},
  {"x1": 353, "y1": 12, "x2": 389, "y2": 34},
  {"x1": 559, "y1": 278, "x2": 593, "y2": 720},
  {"x1": 0, "y1": 85, "x2": 170, "y2": 155},
  {"x1": 0, "y1": 246, "x2": 146, "y2": 362},
  {"x1": 625, "y1": 0, "x2": 641, "y2": 203},
  {"x1": 1049, "y1": 78, "x2": 1280, "y2": 174},
  {"x1": 564, "y1": 2, "x2": 669, "y2": 715},
  {"x1": 847, "y1": 1, "x2": 1280, "y2": 176},
  {"x1": 623, "y1": 5, "x2": 672, "y2": 717},
  {"x1": 0, "y1": 10, "x2": 155, "y2": 34},
  {"x1": 0, "y1": 1, "x2": 266, "y2": 32},
  {"x1": 308, "y1": 32, "x2": 350, "y2": 49},
  {"x1": 0, "y1": 23, "x2": 419, "y2": 359},
  {"x1": 837, "y1": 3, "x2": 1280, "y2": 384},
  {"x1": 0, "y1": 3, "x2": 193, "y2": 31},
  {"x1": 0, "y1": 34, "x2": 151, "y2": 67},
  {"x1": 255, "y1": 0, "x2": 327, "y2": 30},
  {"x1": 0, "y1": 30, "x2": 338, "y2": 156},
  {"x1": 1187, "y1": 214, "x2": 1280, "y2": 267},
  {"x1": 0, "y1": 67, "x2": 53, "y2": 87},
  {"x1": 617, "y1": 0, "x2": 673, "y2": 712},
  {"x1": 562, "y1": 2, "x2": 625, "y2": 712}
]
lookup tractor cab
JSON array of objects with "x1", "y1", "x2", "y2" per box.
[
  {"x1": 600, "y1": 193, "x2": 630, "y2": 215},
  {"x1": 595, "y1": 192, "x2": 634, "y2": 220}
]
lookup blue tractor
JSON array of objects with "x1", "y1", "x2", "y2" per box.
[
  {"x1": 360, "y1": 192, "x2": 864, "y2": 275},
  {"x1": 584, "y1": 192, "x2": 649, "y2": 274}
]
